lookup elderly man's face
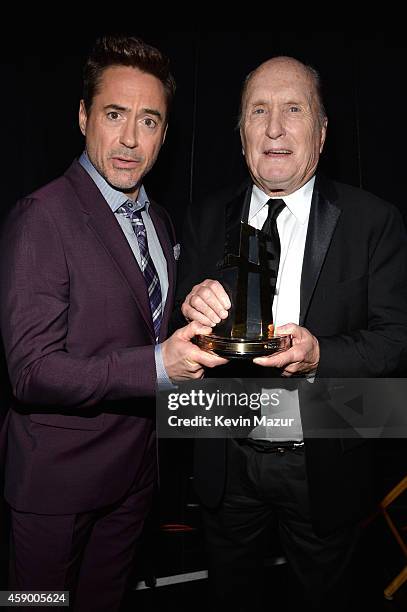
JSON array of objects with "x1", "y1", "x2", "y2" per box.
[
  {"x1": 240, "y1": 58, "x2": 327, "y2": 196},
  {"x1": 79, "y1": 65, "x2": 167, "y2": 200}
]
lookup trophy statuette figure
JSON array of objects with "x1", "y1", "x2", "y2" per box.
[{"x1": 195, "y1": 220, "x2": 291, "y2": 358}]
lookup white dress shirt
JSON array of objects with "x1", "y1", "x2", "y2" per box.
[{"x1": 247, "y1": 176, "x2": 315, "y2": 441}]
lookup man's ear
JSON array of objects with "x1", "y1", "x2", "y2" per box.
[
  {"x1": 319, "y1": 117, "x2": 328, "y2": 153},
  {"x1": 240, "y1": 127, "x2": 245, "y2": 156},
  {"x1": 79, "y1": 100, "x2": 87, "y2": 136},
  {"x1": 162, "y1": 123, "x2": 168, "y2": 145}
]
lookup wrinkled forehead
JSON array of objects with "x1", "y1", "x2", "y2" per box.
[{"x1": 243, "y1": 60, "x2": 318, "y2": 110}]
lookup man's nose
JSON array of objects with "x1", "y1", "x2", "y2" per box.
[
  {"x1": 265, "y1": 112, "x2": 285, "y2": 139},
  {"x1": 119, "y1": 121, "x2": 139, "y2": 148}
]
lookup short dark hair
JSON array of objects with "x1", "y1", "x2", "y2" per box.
[{"x1": 83, "y1": 34, "x2": 176, "y2": 118}]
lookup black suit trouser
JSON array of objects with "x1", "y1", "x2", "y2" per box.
[{"x1": 202, "y1": 439, "x2": 359, "y2": 612}]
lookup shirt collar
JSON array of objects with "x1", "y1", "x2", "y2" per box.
[
  {"x1": 250, "y1": 175, "x2": 315, "y2": 225},
  {"x1": 78, "y1": 151, "x2": 150, "y2": 214}
]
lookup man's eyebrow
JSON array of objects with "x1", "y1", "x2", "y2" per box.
[
  {"x1": 250, "y1": 99, "x2": 268, "y2": 106},
  {"x1": 142, "y1": 107, "x2": 163, "y2": 121},
  {"x1": 103, "y1": 104, "x2": 130, "y2": 112},
  {"x1": 103, "y1": 104, "x2": 163, "y2": 121},
  {"x1": 284, "y1": 100, "x2": 305, "y2": 107}
]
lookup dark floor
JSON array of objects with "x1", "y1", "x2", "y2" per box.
[
  {"x1": 120, "y1": 512, "x2": 407, "y2": 612},
  {"x1": 123, "y1": 561, "x2": 407, "y2": 612}
]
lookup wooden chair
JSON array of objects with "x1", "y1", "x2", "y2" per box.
[{"x1": 378, "y1": 475, "x2": 407, "y2": 600}]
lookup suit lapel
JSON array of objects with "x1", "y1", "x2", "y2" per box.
[
  {"x1": 223, "y1": 182, "x2": 252, "y2": 261},
  {"x1": 64, "y1": 161, "x2": 155, "y2": 338},
  {"x1": 300, "y1": 175, "x2": 341, "y2": 325}
]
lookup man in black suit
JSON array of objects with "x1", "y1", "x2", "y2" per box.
[{"x1": 176, "y1": 56, "x2": 407, "y2": 610}]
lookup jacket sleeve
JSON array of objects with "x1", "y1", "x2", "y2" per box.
[
  {"x1": 0, "y1": 198, "x2": 157, "y2": 408},
  {"x1": 317, "y1": 204, "x2": 407, "y2": 377}
]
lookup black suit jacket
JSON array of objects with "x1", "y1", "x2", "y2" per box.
[{"x1": 175, "y1": 174, "x2": 407, "y2": 535}]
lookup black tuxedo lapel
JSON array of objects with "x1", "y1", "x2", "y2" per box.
[
  {"x1": 300, "y1": 175, "x2": 341, "y2": 326},
  {"x1": 223, "y1": 182, "x2": 252, "y2": 263}
]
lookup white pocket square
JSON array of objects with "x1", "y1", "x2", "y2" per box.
[{"x1": 173, "y1": 243, "x2": 181, "y2": 261}]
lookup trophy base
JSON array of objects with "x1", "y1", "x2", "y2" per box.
[{"x1": 195, "y1": 334, "x2": 291, "y2": 359}]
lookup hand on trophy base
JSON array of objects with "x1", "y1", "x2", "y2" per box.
[{"x1": 194, "y1": 333, "x2": 292, "y2": 359}]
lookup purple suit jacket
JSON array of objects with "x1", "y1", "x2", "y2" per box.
[{"x1": 0, "y1": 160, "x2": 177, "y2": 514}]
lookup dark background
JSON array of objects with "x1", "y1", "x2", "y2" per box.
[
  {"x1": 1, "y1": 31, "x2": 406, "y2": 229},
  {"x1": 0, "y1": 31, "x2": 406, "y2": 601}
]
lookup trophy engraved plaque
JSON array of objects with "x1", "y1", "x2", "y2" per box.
[{"x1": 196, "y1": 222, "x2": 291, "y2": 358}]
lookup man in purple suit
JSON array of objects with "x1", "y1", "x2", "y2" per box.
[{"x1": 0, "y1": 35, "x2": 224, "y2": 610}]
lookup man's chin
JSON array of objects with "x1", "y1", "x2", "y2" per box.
[
  {"x1": 256, "y1": 177, "x2": 290, "y2": 194},
  {"x1": 106, "y1": 174, "x2": 141, "y2": 195}
]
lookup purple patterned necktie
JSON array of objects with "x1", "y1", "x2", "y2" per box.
[{"x1": 117, "y1": 201, "x2": 162, "y2": 342}]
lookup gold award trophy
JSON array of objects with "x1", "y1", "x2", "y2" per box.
[{"x1": 196, "y1": 222, "x2": 291, "y2": 358}]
